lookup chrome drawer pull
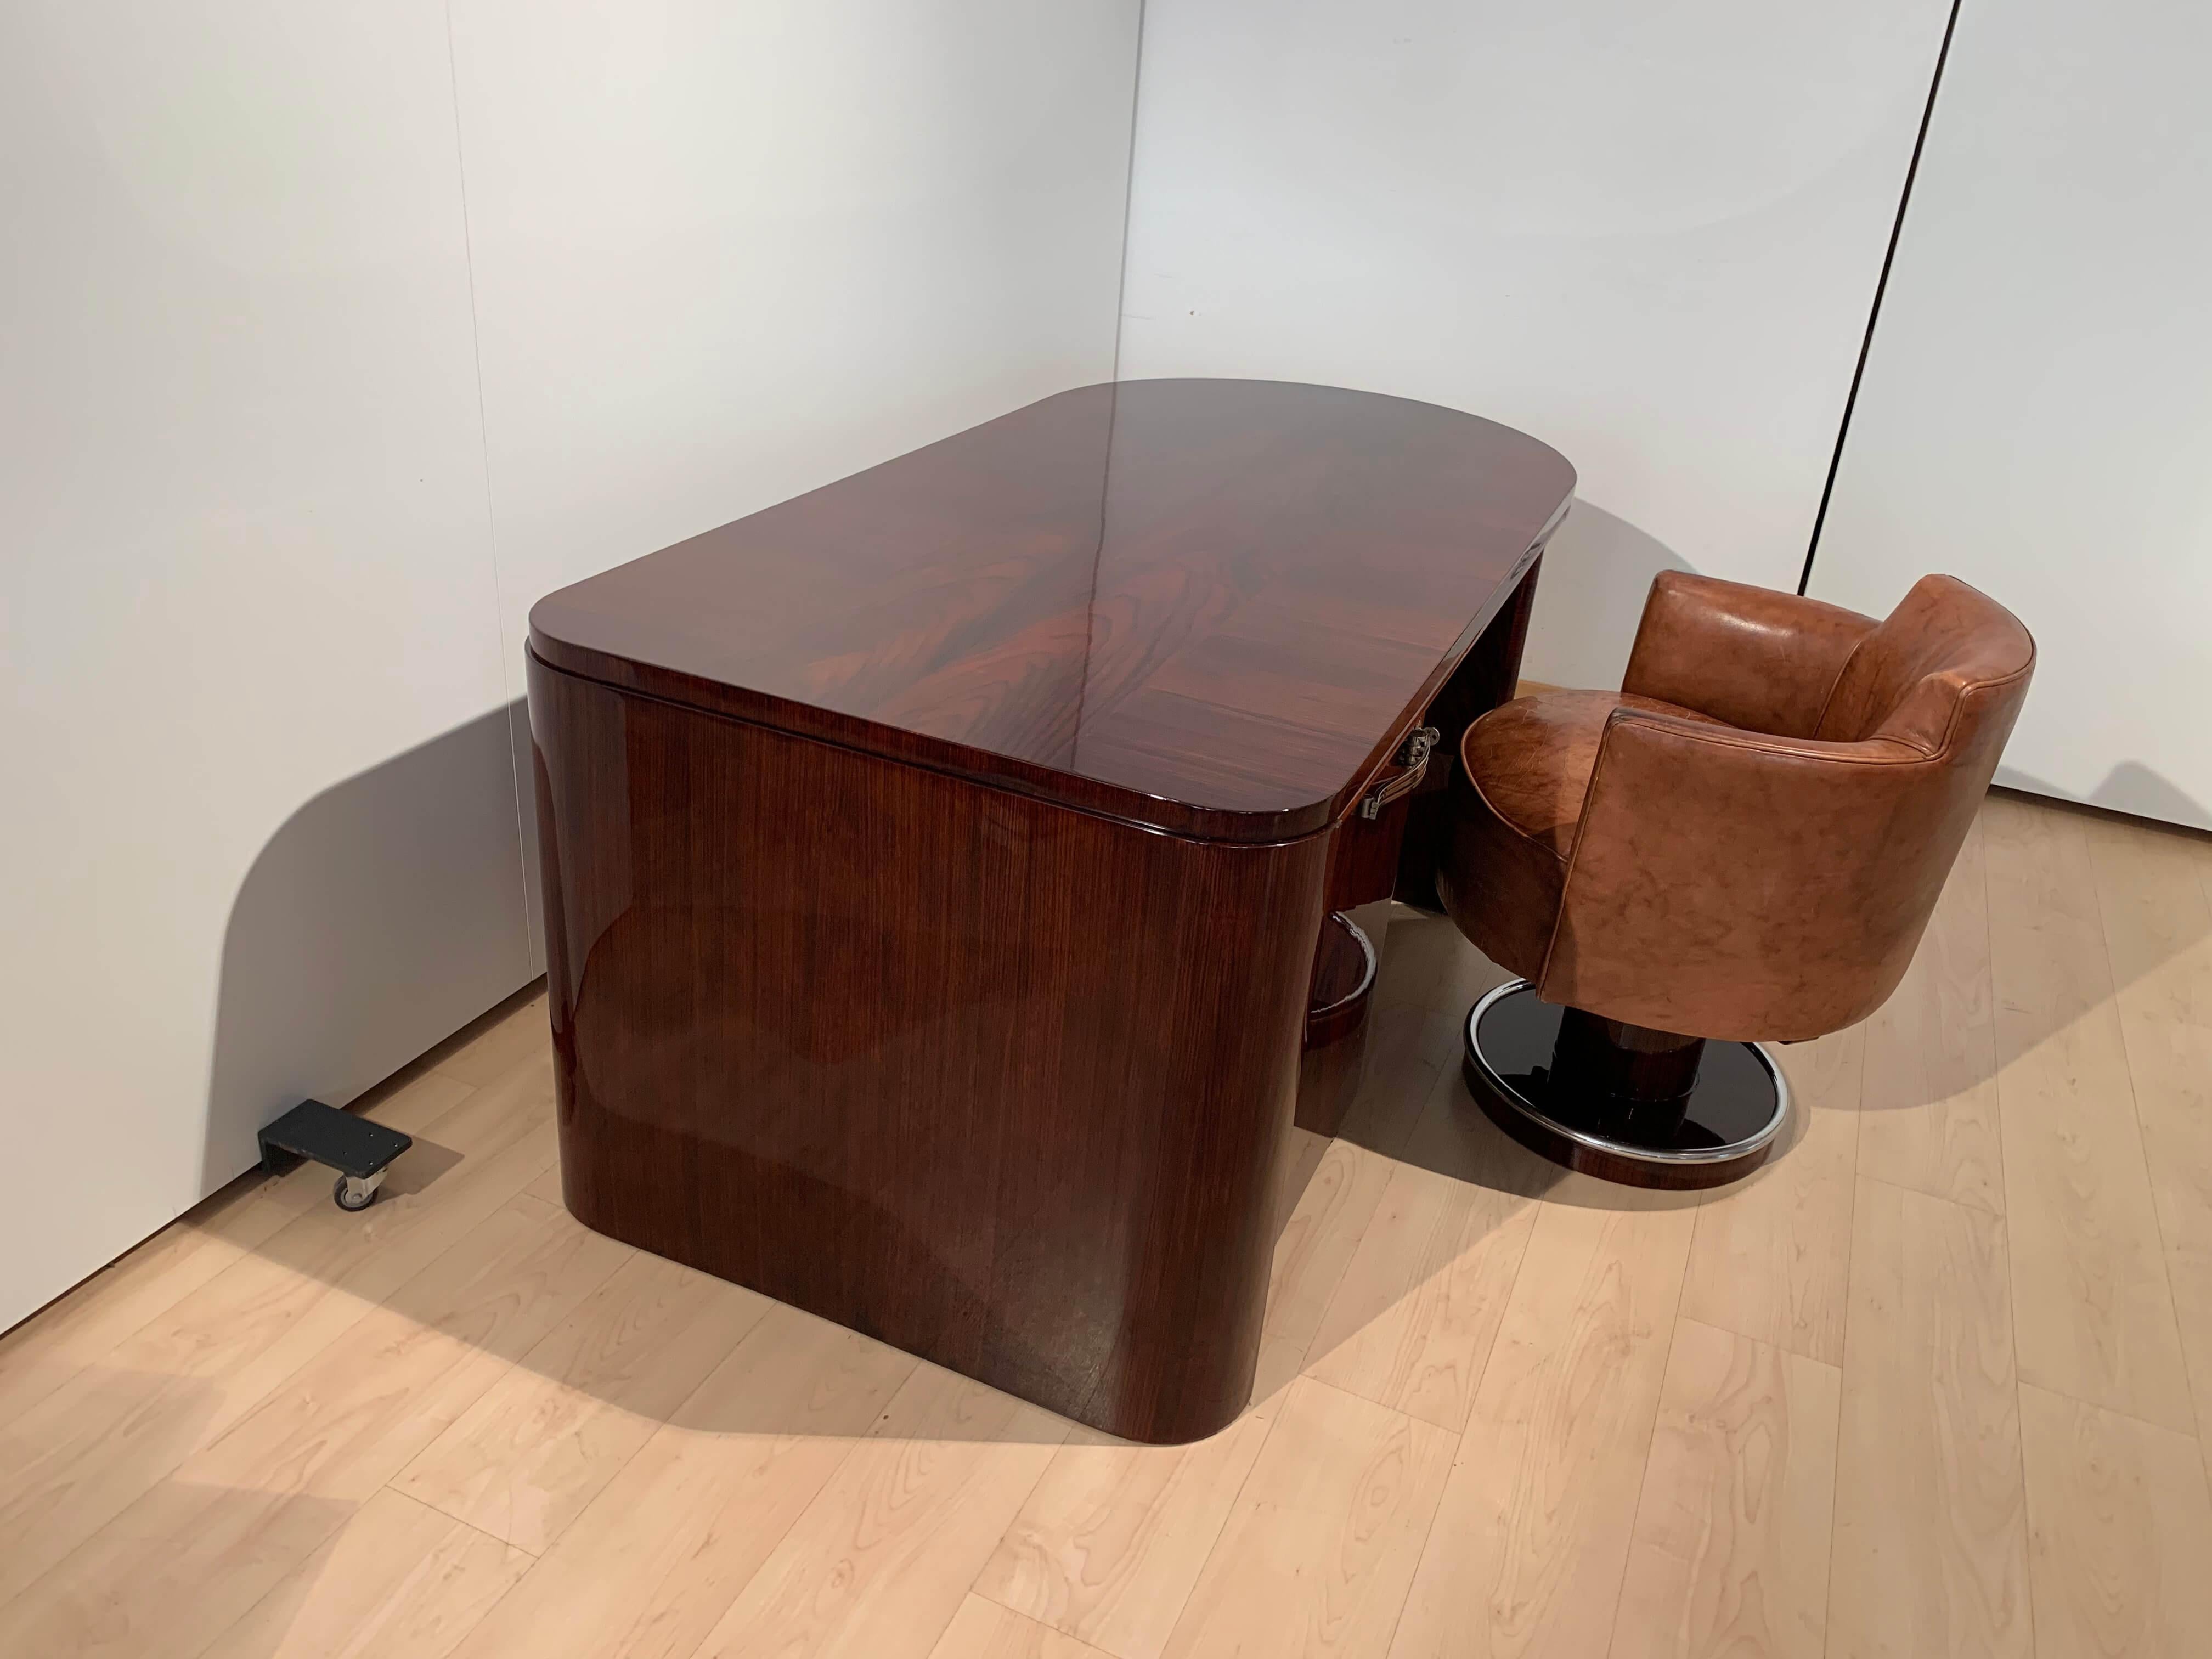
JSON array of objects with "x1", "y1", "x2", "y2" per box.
[{"x1": 1360, "y1": 725, "x2": 1439, "y2": 820}]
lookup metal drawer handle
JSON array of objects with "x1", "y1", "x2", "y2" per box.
[{"x1": 1360, "y1": 726, "x2": 1439, "y2": 820}]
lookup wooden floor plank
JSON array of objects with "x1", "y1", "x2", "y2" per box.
[
  {"x1": 1265, "y1": 1137, "x2": 1398, "y2": 1357},
  {"x1": 1608, "y1": 1318, "x2": 1839, "y2": 1659},
  {"x1": 448, "y1": 1301, "x2": 918, "y2": 1659},
  {"x1": 1679, "y1": 1028, "x2": 1863, "y2": 1367},
  {"x1": 0, "y1": 1068, "x2": 475, "y2": 1429},
  {"x1": 973, "y1": 1384, "x2": 1283, "y2": 1659},
  {"x1": 2086, "y1": 814, "x2": 2212, "y2": 1457},
  {"x1": 8, "y1": 789, "x2": 2211, "y2": 1656},
  {"x1": 1303, "y1": 1159, "x2": 1538, "y2": 1432},
  {"x1": 196, "y1": 1487, "x2": 533, "y2": 1659},
  {"x1": 931, "y1": 1594, "x2": 1119, "y2": 1659},
  {"x1": 1338, "y1": 915, "x2": 1517, "y2": 1161},
  {"x1": 2085, "y1": 810, "x2": 2212, "y2": 1028},
  {"x1": 1386, "y1": 1198, "x2": 1696, "y2": 1659},
  {"x1": 393, "y1": 1248, "x2": 770, "y2": 1554},
  {"x1": 1857, "y1": 810, "x2": 2006, "y2": 1214},
  {"x1": 2017, "y1": 1380, "x2": 2212, "y2": 1659},
  {"x1": 690, "y1": 1361, "x2": 1069, "y2": 1659},
  {"x1": 1826, "y1": 1177, "x2": 2031, "y2": 1659},
  {"x1": 1984, "y1": 795, "x2": 2196, "y2": 1432},
  {"x1": 0, "y1": 1193, "x2": 625, "y2": 1659},
  {"x1": 0, "y1": 1059, "x2": 557, "y2": 1610},
  {"x1": 1396, "y1": 1062, "x2": 1706, "y2": 1220},
  {"x1": 1159, "y1": 1376, "x2": 1457, "y2": 1659},
  {"x1": 431, "y1": 989, "x2": 551, "y2": 1088}
]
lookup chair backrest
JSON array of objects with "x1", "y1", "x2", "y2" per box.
[
  {"x1": 1537, "y1": 572, "x2": 2036, "y2": 1042},
  {"x1": 1814, "y1": 574, "x2": 2036, "y2": 756}
]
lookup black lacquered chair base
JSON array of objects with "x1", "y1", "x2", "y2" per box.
[{"x1": 1460, "y1": 980, "x2": 1788, "y2": 1190}]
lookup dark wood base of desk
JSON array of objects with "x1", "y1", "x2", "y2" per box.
[
  {"x1": 531, "y1": 653, "x2": 1329, "y2": 1444},
  {"x1": 527, "y1": 548, "x2": 1545, "y2": 1444}
]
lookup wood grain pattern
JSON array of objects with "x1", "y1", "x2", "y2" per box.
[
  {"x1": 0, "y1": 1065, "x2": 555, "y2": 1609},
  {"x1": 2085, "y1": 812, "x2": 2212, "y2": 1028},
  {"x1": 930, "y1": 1595, "x2": 1118, "y2": 1659},
  {"x1": 1263, "y1": 1138, "x2": 1400, "y2": 1358},
  {"x1": 530, "y1": 379, "x2": 1573, "y2": 843},
  {"x1": 691, "y1": 1363, "x2": 1068, "y2": 1659},
  {"x1": 2086, "y1": 814, "x2": 2212, "y2": 1454},
  {"x1": 448, "y1": 1301, "x2": 918, "y2": 1659},
  {"x1": 392, "y1": 1248, "x2": 771, "y2": 1553},
  {"x1": 196, "y1": 1487, "x2": 532, "y2": 1659},
  {"x1": 1827, "y1": 1177, "x2": 2031, "y2": 1659},
  {"x1": 1984, "y1": 794, "x2": 2196, "y2": 1431},
  {"x1": 1386, "y1": 1199, "x2": 1696, "y2": 1659},
  {"x1": 1302, "y1": 1158, "x2": 1538, "y2": 1431},
  {"x1": 0, "y1": 1194, "x2": 622, "y2": 1659},
  {"x1": 1678, "y1": 1027, "x2": 1863, "y2": 1365},
  {"x1": 526, "y1": 385, "x2": 1562, "y2": 1443},
  {"x1": 534, "y1": 655, "x2": 1328, "y2": 1443},
  {"x1": 431, "y1": 989, "x2": 552, "y2": 1088},
  {"x1": 9, "y1": 788, "x2": 2212, "y2": 1657},
  {"x1": 973, "y1": 1396, "x2": 1280, "y2": 1659},
  {"x1": 0, "y1": 1066, "x2": 470, "y2": 1428},
  {"x1": 1608, "y1": 1318, "x2": 1839, "y2": 1659},
  {"x1": 2016, "y1": 1381, "x2": 2212, "y2": 1659},
  {"x1": 1858, "y1": 808, "x2": 2006, "y2": 1212},
  {"x1": 1158, "y1": 1376, "x2": 1457, "y2": 1658}
]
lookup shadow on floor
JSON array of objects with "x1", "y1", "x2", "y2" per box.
[{"x1": 1330, "y1": 772, "x2": 2210, "y2": 1211}]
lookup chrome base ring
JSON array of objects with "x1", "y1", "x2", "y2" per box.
[{"x1": 1462, "y1": 980, "x2": 1788, "y2": 1190}]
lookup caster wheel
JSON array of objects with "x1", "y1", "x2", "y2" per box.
[{"x1": 334, "y1": 1174, "x2": 378, "y2": 1212}]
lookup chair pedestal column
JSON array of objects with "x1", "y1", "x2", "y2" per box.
[{"x1": 1461, "y1": 981, "x2": 1787, "y2": 1190}]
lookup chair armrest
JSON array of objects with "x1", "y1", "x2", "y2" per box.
[
  {"x1": 1540, "y1": 707, "x2": 1976, "y2": 1041},
  {"x1": 1622, "y1": 572, "x2": 1877, "y2": 738}
]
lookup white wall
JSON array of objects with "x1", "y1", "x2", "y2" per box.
[
  {"x1": 449, "y1": 1, "x2": 1141, "y2": 948},
  {"x1": 0, "y1": 1, "x2": 1139, "y2": 1330},
  {"x1": 1, "y1": 1, "x2": 529, "y2": 1333},
  {"x1": 1808, "y1": 0, "x2": 2212, "y2": 831},
  {"x1": 1118, "y1": 0, "x2": 1954, "y2": 689}
]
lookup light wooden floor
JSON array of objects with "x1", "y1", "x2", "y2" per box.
[{"x1": 4, "y1": 788, "x2": 2210, "y2": 1658}]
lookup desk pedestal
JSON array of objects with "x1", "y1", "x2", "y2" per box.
[
  {"x1": 531, "y1": 655, "x2": 1328, "y2": 1444},
  {"x1": 529, "y1": 554, "x2": 1544, "y2": 1444}
]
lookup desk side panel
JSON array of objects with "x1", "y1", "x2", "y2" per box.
[{"x1": 526, "y1": 656, "x2": 1328, "y2": 1443}]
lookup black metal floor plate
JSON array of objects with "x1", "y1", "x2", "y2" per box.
[{"x1": 257, "y1": 1099, "x2": 413, "y2": 1180}]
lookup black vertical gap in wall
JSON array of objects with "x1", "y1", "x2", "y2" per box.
[
  {"x1": 1798, "y1": 0, "x2": 1967, "y2": 595},
  {"x1": 1108, "y1": 0, "x2": 1148, "y2": 384}
]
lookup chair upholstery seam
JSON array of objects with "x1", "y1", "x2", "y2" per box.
[
  {"x1": 1466, "y1": 770, "x2": 1574, "y2": 868},
  {"x1": 1923, "y1": 653, "x2": 2037, "y2": 755},
  {"x1": 1607, "y1": 713, "x2": 1938, "y2": 768}
]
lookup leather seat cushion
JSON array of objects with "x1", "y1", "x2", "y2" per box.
[
  {"x1": 1465, "y1": 690, "x2": 1722, "y2": 853},
  {"x1": 1437, "y1": 691, "x2": 1723, "y2": 978}
]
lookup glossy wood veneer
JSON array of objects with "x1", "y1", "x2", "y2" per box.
[
  {"x1": 526, "y1": 380, "x2": 1573, "y2": 1442},
  {"x1": 531, "y1": 656, "x2": 1326, "y2": 1443},
  {"x1": 532, "y1": 379, "x2": 1573, "y2": 844}
]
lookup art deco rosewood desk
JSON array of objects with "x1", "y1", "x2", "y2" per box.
[{"x1": 526, "y1": 379, "x2": 1575, "y2": 1443}]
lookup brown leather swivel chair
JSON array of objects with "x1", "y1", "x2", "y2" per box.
[{"x1": 1440, "y1": 571, "x2": 2035, "y2": 1187}]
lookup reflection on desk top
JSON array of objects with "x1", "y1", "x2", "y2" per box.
[{"x1": 528, "y1": 378, "x2": 1576, "y2": 843}]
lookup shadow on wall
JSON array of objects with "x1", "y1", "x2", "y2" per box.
[
  {"x1": 201, "y1": 702, "x2": 539, "y2": 1197},
  {"x1": 1521, "y1": 498, "x2": 1694, "y2": 691}
]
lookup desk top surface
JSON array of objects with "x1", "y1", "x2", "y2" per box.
[{"x1": 529, "y1": 379, "x2": 1575, "y2": 842}]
